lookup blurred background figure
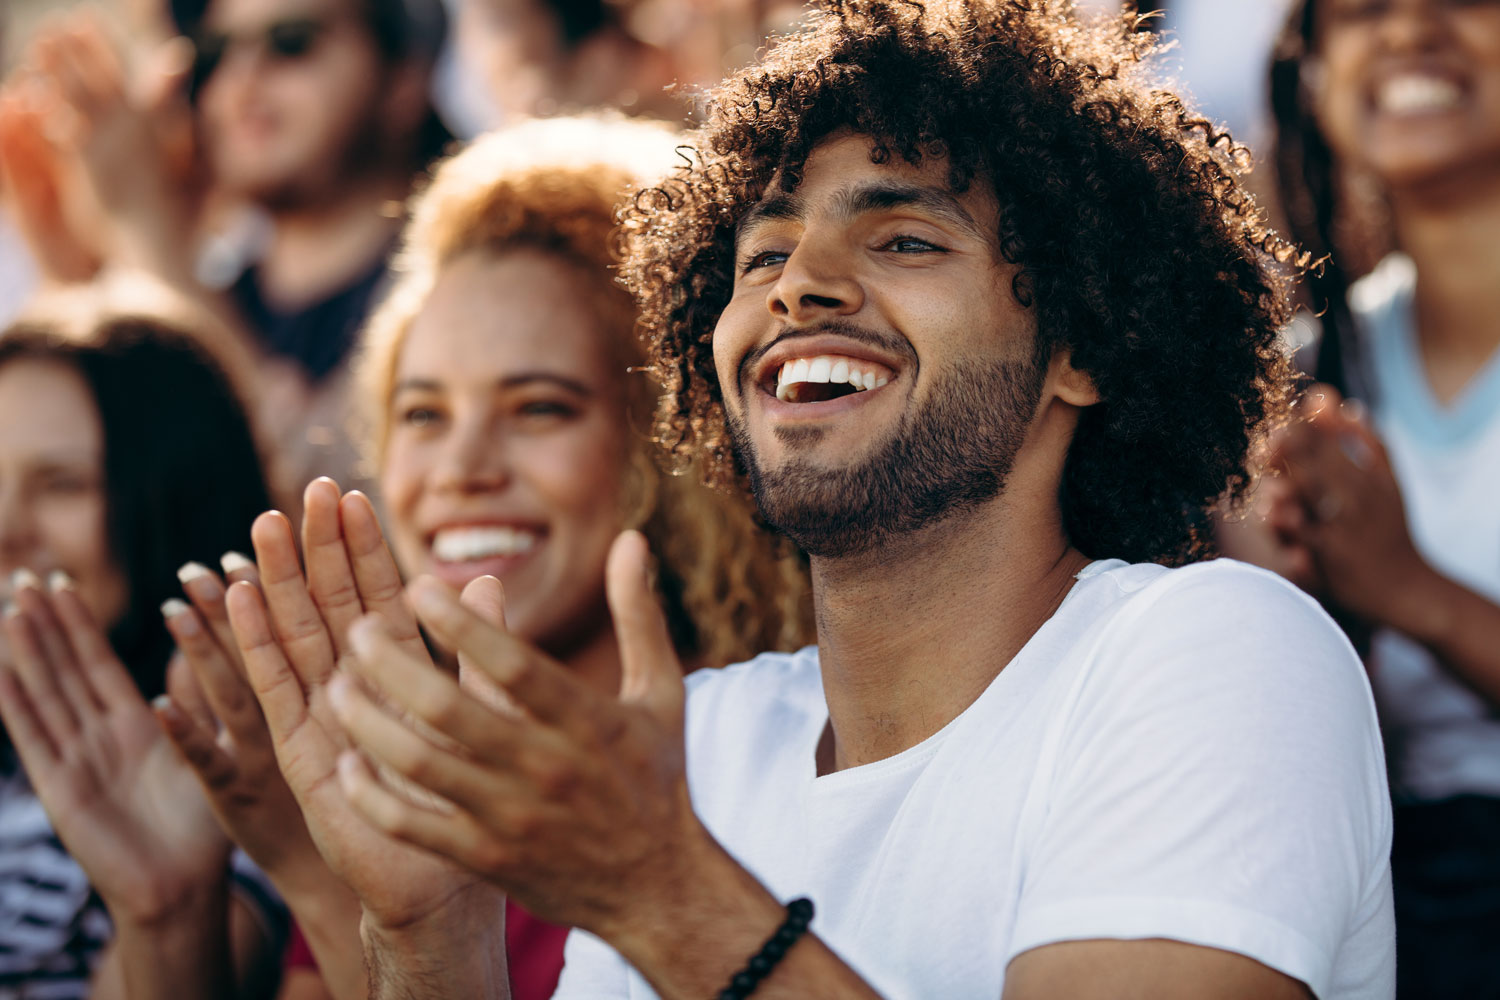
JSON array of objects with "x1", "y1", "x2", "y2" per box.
[
  {"x1": 0, "y1": 285, "x2": 284, "y2": 998},
  {"x1": 0, "y1": 0, "x2": 451, "y2": 509},
  {"x1": 1229, "y1": 0, "x2": 1500, "y2": 996}
]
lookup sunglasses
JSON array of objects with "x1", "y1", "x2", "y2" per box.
[{"x1": 189, "y1": 17, "x2": 331, "y2": 95}]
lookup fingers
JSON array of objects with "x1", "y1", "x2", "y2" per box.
[
  {"x1": 251, "y1": 511, "x2": 338, "y2": 689},
  {"x1": 2, "y1": 595, "x2": 80, "y2": 748},
  {"x1": 164, "y1": 599, "x2": 271, "y2": 757},
  {"x1": 302, "y1": 479, "x2": 367, "y2": 658},
  {"x1": 457, "y1": 577, "x2": 519, "y2": 716},
  {"x1": 0, "y1": 656, "x2": 60, "y2": 768},
  {"x1": 329, "y1": 672, "x2": 522, "y2": 817},
  {"x1": 48, "y1": 579, "x2": 136, "y2": 711},
  {"x1": 339, "y1": 490, "x2": 427, "y2": 660},
  {"x1": 605, "y1": 532, "x2": 684, "y2": 727},
  {"x1": 344, "y1": 613, "x2": 527, "y2": 761},
  {"x1": 226, "y1": 579, "x2": 311, "y2": 746},
  {"x1": 406, "y1": 577, "x2": 585, "y2": 733},
  {"x1": 156, "y1": 692, "x2": 239, "y2": 791},
  {"x1": 177, "y1": 558, "x2": 253, "y2": 678},
  {"x1": 166, "y1": 649, "x2": 217, "y2": 736},
  {"x1": 336, "y1": 750, "x2": 499, "y2": 869}
]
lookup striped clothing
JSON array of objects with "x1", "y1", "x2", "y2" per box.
[{"x1": 0, "y1": 758, "x2": 288, "y2": 999}]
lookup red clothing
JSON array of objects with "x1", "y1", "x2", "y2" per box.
[{"x1": 282, "y1": 900, "x2": 569, "y2": 1000}]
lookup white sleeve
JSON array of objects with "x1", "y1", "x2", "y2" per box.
[
  {"x1": 551, "y1": 927, "x2": 636, "y2": 999},
  {"x1": 1007, "y1": 564, "x2": 1393, "y2": 998}
]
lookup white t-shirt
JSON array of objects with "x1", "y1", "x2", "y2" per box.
[
  {"x1": 556, "y1": 559, "x2": 1395, "y2": 999},
  {"x1": 1353, "y1": 253, "x2": 1500, "y2": 803}
]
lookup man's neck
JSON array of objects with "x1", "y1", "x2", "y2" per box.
[
  {"x1": 257, "y1": 172, "x2": 412, "y2": 313},
  {"x1": 808, "y1": 487, "x2": 1090, "y2": 774},
  {"x1": 1391, "y1": 171, "x2": 1500, "y2": 404}
]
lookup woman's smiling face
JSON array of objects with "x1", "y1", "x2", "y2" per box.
[{"x1": 379, "y1": 248, "x2": 632, "y2": 655}]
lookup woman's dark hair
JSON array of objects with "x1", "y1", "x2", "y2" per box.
[
  {"x1": 0, "y1": 317, "x2": 272, "y2": 703},
  {"x1": 1269, "y1": 0, "x2": 1378, "y2": 401},
  {"x1": 623, "y1": 0, "x2": 1303, "y2": 566}
]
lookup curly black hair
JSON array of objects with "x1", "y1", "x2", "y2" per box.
[{"x1": 622, "y1": 0, "x2": 1303, "y2": 566}]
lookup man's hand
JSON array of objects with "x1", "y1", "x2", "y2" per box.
[
  {"x1": 329, "y1": 530, "x2": 708, "y2": 938},
  {"x1": 0, "y1": 574, "x2": 230, "y2": 923}
]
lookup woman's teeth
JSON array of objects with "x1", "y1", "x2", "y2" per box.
[
  {"x1": 776, "y1": 355, "x2": 890, "y2": 403},
  {"x1": 431, "y1": 526, "x2": 538, "y2": 563},
  {"x1": 1376, "y1": 75, "x2": 1462, "y2": 116}
]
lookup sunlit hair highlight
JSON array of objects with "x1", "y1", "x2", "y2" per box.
[{"x1": 356, "y1": 115, "x2": 813, "y2": 665}]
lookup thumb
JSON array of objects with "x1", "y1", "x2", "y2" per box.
[
  {"x1": 456, "y1": 576, "x2": 518, "y2": 717},
  {"x1": 606, "y1": 530, "x2": 683, "y2": 728}
]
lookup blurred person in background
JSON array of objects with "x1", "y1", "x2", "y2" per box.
[
  {"x1": 76, "y1": 114, "x2": 812, "y2": 1000},
  {"x1": 0, "y1": 0, "x2": 451, "y2": 507},
  {"x1": 1236, "y1": 0, "x2": 1500, "y2": 994},
  {"x1": 0, "y1": 293, "x2": 284, "y2": 998}
]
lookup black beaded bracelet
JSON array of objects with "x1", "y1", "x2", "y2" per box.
[{"x1": 716, "y1": 897, "x2": 816, "y2": 1000}]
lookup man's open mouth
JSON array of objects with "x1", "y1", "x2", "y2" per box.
[{"x1": 774, "y1": 354, "x2": 893, "y2": 403}]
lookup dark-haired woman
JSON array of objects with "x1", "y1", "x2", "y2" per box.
[
  {"x1": 0, "y1": 303, "x2": 285, "y2": 998},
  {"x1": 1263, "y1": 1, "x2": 1500, "y2": 995}
]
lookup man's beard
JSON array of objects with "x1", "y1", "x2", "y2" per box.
[{"x1": 729, "y1": 352, "x2": 1046, "y2": 558}]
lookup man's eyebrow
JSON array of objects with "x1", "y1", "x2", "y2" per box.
[
  {"x1": 733, "y1": 181, "x2": 989, "y2": 252},
  {"x1": 734, "y1": 191, "x2": 804, "y2": 249},
  {"x1": 836, "y1": 182, "x2": 988, "y2": 241}
]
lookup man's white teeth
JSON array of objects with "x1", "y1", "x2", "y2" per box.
[
  {"x1": 1377, "y1": 75, "x2": 1462, "y2": 115},
  {"x1": 431, "y1": 526, "x2": 537, "y2": 563},
  {"x1": 776, "y1": 354, "x2": 889, "y2": 402}
]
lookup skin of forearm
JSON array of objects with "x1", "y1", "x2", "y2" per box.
[
  {"x1": 1391, "y1": 566, "x2": 1500, "y2": 709},
  {"x1": 107, "y1": 879, "x2": 236, "y2": 1000},
  {"x1": 279, "y1": 876, "x2": 368, "y2": 1000},
  {"x1": 360, "y1": 892, "x2": 510, "y2": 1000},
  {"x1": 605, "y1": 838, "x2": 883, "y2": 1000}
]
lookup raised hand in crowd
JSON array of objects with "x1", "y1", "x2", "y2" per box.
[
  {"x1": 0, "y1": 13, "x2": 199, "y2": 287},
  {"x1": 161, "y1": 548, "x2": 366, "y2": 1000},
  {"x1": 1266, "y1": 386, "x2": 1500, "y2": 706},
  {"x1": 0, "y1": 573, "x2": 273, "y2": 999},
  {"x1": 225, "y1": 478, "x2": 508, "y2": 989}
]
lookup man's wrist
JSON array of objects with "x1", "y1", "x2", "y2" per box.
[
  {"x1": 107, "y1": 867, "x2": 231, "y2": 930},
  {"x1": 359, "y1": 886, "x2": 510, "y2": 1000},
  {"x1": 1381, "y1": 560, "x2": 1453, "y2": 648}
]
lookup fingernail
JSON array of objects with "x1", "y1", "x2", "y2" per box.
[
  {"x1": 10, "y1": 568, "x2": 40, "y2": 592},
  {"x1": 347, "y1": 615, "x2": 380, "y2": 657},
  {"x1": 151, "y1": 694, "x2": 172, "y2": 712},
  {"x1": 160, "y1": 597, "x2": 192, "y2": 621},
  {"x1": 220, "y1": 551, "x2": 254, "y2": 575},
  {"x1": 408, "y1": 578, "x2": 448, "y2": 617},
  {"x1": 328, "y1": 672, "x2": 352, "y2": 711},
  {"x1": 177, "y1": 561, "x2": 212, "y2": 585},
  {"x1": 47, "y1": 570, "x2": 74, "y2": 593}
]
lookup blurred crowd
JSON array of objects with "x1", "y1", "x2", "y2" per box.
[{"x1": 0, "y1": 0, "x2": 1496, "y2": 998}]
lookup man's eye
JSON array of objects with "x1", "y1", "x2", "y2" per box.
[
  {"x1": 740, "y1": 250, "x2": 790, "y2": 273},
  {"x1": 882, "y1": 235, "x2": 944, "y2": 253}
]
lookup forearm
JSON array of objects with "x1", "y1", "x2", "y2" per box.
[
  {"x1": 360, "y1": 888, "x2": 510, "y2": 1000},
  {"x1": 280, "y1": 873, "x2": 368, "y2": 1000},
  {"x1": 606, "y1": 839, "x2": 881, "y2": 1000},
  {"x1": 103, "y1": 880, "x2": 236, "y2": 1000},
  {"x1": 1390, "y1": 567, "x2": 1500, "y2": 709}
]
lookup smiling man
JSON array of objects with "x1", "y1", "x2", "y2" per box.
[{"x1": 276, "y1": 1, "x2": 1396, "y2": 998}]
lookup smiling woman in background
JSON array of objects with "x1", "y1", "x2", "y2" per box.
[
  {"x1": 0, "y1": 294, "x2": 284, "y2": 999},
  {"x1": 1265, "y1": 0, "x2": 1500, "y2": 995}
]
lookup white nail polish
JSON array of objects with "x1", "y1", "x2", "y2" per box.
[
  {"x1": 10, "y1": 568, "x2": 40, "y2": 592},
  {"x1": 47, "y1": 570, "x2": 75, "y2": 593},
  {"x1": 177, "y1": 562, "x2": 212, "y2": 584},
  {"x1": 151, "y1": 694, "x2": 172, "y2": 712},
  {"x1": 220, "y1": 552, "x2": 254, "y2": 575},
  {"x1": 160, "y1": 598, "x2": 191, "y2": 619}
]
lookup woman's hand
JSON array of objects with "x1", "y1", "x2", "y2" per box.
[
  {"x1": 227, "y1": 479, "x2": 493, "y2": 934},
  {"x1": 1269, "y1": 385, "x2": 1434, "y2": 630},
  {"x1": 0, "y1": 573, "x2": 230, "y2": 923},
  {"x1": 331, "y1": 530, "x2": 713, "y2": 942},
  {"x1": 160, "y1": 554, "x2": 344, "y2": 901}
]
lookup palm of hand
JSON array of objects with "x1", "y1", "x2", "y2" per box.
[
  {"x1": 278, "y1": 668, "x2": 480, "y2": 928},
  {"x1": 42, "y1": 692, "x2": 228, "y2": 908}
]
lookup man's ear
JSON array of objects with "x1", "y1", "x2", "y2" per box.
[{"x1": 1048, "y1": 350, "x2": 1101, "y2": 407}]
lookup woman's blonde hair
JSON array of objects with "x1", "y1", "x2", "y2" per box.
[{"x1": 356, "y1": 115, "x2": 812, "y2": 666}]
